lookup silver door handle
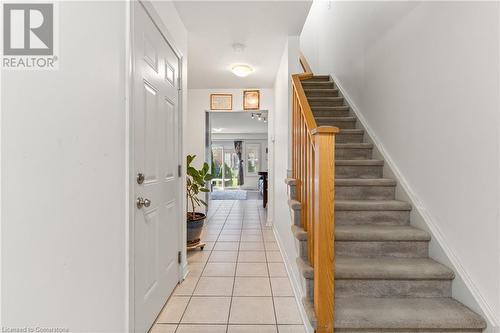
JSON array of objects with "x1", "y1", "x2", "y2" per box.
[{"x1": 136, "y1": 197, "x2": 151, "y2": 209}]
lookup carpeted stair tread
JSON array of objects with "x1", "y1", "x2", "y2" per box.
[
  {"x1": 312, "y1": 106, "x2": 349, "y2": 111},
  {"x1": 287, "y1": 199, "x2": 301, "y2": 210},
  {"x1": 302, "y1": 83, "x2": 335, "y2": 90},
  {"x1": 315, "y1": 116, "x2": 356, "y2": 121},
  {"x1": 336, "y1": 143, "x2": 373, "y2": 149},
  {"x1": 304, "y1": 75, "x2": 330, "y2": 81},
  {"x1": 335, "y1": 257, "x2": 454, "y2": 280},
  {"x1": 336, "y1": 225, "x2": 430, "y2": 241},
  {"x1": 335, "y1": 297, "x2": 486, "y2": 330},
  {"x1": 336, "y1": 178, "x2": 396, "y2": 186},
  {"x1": 304, "y1": 88, "x2": 339, "y2": 93},
  {"x1": 297, "y1": 256, "x2": 314, "y2": 279},
  {"x1": 338, "y1": 128, "x2": 364, "y2": 134},
  {"x1": 291, "y1": 224, "x2": 307, "y2": 241},
  {"x1": 302, "y1": 81, "x2": 334, "y2": 87},
  {"x1": 336, "y1": 159, "x2": 384, "y2": 166},
  {"x1": 336, "y1": 200, "x2": 412, "y2": 211}
]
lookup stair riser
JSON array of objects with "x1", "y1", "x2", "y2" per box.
[
  {"x1": 336, "y1": 241, "x2": 428, "y2": 258},
  {"x1": 304, "y1": 276, "x2": 314, "y2": 301},
  {"x1": 298, "y1": 239, "x2": 308, "y2": 261},
  {"x1": 302, "y1": 82, "x2": 335, "y2": 89},
  {"x1": 313, "y1": 110, "x2": 350, "y2": 117},
  {"x1": 291, "y1": 207, "x2": 301, "y2": 227},
  {"x1": 336, "y1": 210, "x2": 410, "y2": 225},
  {"x1": 336, "y1": 133, "x2": 364, "y2": 143},
  {"x1": 335, "y1": 279, "x2": 452, "y2": 298},
  {"x1": 286, "y1": 182, "x2": 297, "y2": 201},
  {"x1": 306, "y1": 76, "x2": 330, "y2": 82},
  {"x1": 317, "y1": 119, "x2": 356, "y2": 129},
  {"x1": 336, "y1": 185, "x2": 396, "y2": 200},
  {"x1": 309, "y1": 99, "x2": 344, "y2": 107},
  {"x1": 336, "y1": 165, "x2": 383, "y2": 179},
  {"x1": 336, "y1": 148, "x2": 372, "y2": 160},
  {"x1": 305, "y1": 90, "x2": 339, "y2": 97}
]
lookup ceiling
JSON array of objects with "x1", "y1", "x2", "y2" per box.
[
  {"x1": 211, "y1": 111, "x2": 268, "y2": 134},
  {"x1": 174, "y1": 1, "x2": 312, "y2": 89}
]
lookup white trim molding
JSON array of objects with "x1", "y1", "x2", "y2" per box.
[{"x1": 273, "y1": 226, "x2": 314, "y2": 333}]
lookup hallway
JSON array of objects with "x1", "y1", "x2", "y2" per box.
[{"x1": 150, "y1": 200, "x2": 306, "y2": 333}]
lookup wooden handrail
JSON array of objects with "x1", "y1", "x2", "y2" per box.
[
  {"x1": 291, "y1": 57, "x2": 338, "y2": 333},
  {"x1": 299, "y1": 52, "x2": 313, "y2": 74}
]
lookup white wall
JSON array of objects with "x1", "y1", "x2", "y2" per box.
[
  {"x1": 271, "y1": 36, "x2": 311, "y2": 329},
  {"x1": 187, "y1": 88, "x2": 274, "y2": 166},
  {"x1": 301, "y1": 1, "x2": 500, "y2": 329},
  {"x1": 1, "y1": 2, "x2": 128, "y2": 331},
  {"x1": 1, "y1": 1, "x2": 188, "y2": 332}
]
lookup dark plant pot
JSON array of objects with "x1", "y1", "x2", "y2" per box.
[{"x1": 187, "y1": 212, "x2": 206, "y2": 246}]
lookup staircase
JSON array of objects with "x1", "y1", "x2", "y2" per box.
[{"x1": 287, "y1": 75, "x2": 487, "y2": 332}]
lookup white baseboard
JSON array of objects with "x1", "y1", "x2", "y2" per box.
[
  {"x1": 273, "y1": 225, "x2": 314, "y2": 333},
  {"x1": 180, "y1": 261, "x2": 188, "y2": 281},
  {"x1": 331, "y1": 73, "x2": 500, "y2": 329}
]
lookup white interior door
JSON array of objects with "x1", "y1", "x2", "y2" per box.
[{"x1": 133, "y1": 3, "x2": 180, "y2": 332}]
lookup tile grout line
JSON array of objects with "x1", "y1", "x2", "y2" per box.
[
  {"x1": 175, "y1": 200, "x2": 232, "y2": 331},
  {"x1": 225, "y1": 201, "x2": 241, "y2": 333},
  {"x1": 155, "y1": 200, "x2": 305, "y2": 333},
  {"x1": 258, "y1": 201, "x2": 280, "y2": 332}
]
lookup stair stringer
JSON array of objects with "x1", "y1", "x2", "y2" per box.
[
  {"x1": 284, "y1": 178, "x2": 318, "y2": 331},
  {"x1": 331, "y1": 73, "x2": 500, "y2": 332},
  {"x1": 280, "y1": 178, "x2": 315, "y2": 333}
]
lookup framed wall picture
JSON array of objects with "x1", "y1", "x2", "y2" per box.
[
  {"x1": 243, "y1": 90, "x2": 260, "y2": 110},
  {"x1": 210, "y1": 94, "x2": 233, "y2": 110}
]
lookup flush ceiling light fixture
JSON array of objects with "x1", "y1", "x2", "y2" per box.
[{"x1": 231, "y1": 64, "x2": 254, "y2": 77}]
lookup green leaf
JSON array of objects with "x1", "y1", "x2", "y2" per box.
[
  {"x1": 202, "y1": 163, "x2": 209, "y2": 175},
  {"x1": 204, "y1": 174, "x2": 214, "y2": 181},
  {"x1": 199, "y1": 188, "x2": 209, "y2": 192},
  {"x1": 187, "y1": 155, "x2": 195, "y2": 167}
]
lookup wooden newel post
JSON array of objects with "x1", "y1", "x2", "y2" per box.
[{"x1": 312, "y1": 128, "x2": 337, "y2": 333}]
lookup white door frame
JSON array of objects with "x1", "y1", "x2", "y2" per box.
[{"x1": 127, "y1": 1, "x2": 185, "y2": 332}]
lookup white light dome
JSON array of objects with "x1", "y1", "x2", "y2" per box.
[{"x1": 231, "y1": 64, "x2": 254, "y2": 77}]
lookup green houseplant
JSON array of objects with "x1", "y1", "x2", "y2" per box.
[{"x1": 186, "y1": 154, "x2": 213, "y2": 246}]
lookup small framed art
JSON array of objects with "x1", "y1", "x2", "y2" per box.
[
  {"x1": 243, "y1": 90, "x2": 260, "y2": 110},
  {"x1": 210, "y1": 94, "x2": 233, "y2": 111}
]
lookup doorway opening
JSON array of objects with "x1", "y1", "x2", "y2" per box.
[{"x1": 206, "y1": 111, "x2": 268, "y2": 203}]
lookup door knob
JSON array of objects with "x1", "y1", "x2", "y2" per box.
[{"x1": 136, "y1": 197, "x2": 151, "y2": 209}]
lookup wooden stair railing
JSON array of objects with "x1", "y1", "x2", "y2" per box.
[{"x1": 292, "y1": 54, "x2": 339, "y2": 333}]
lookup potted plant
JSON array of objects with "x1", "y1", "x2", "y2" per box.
[{"x1": 186, "y1": 154, "x2": 213, "y2": 247}]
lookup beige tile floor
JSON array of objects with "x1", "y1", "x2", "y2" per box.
[{"x1": 150, "y1": 200, "x2": 306, "y2": 333}]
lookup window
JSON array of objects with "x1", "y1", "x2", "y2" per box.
[{"x1": 246, "y1": 143, "x2": 260, "y2": 175}]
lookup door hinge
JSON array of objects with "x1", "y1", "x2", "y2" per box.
[
  {"x1": 178, "y1": 165, "x2": 182, "y2": 177},
  {"x1": 178, "y1": 251, "x2": 182, "y2": 264}
]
